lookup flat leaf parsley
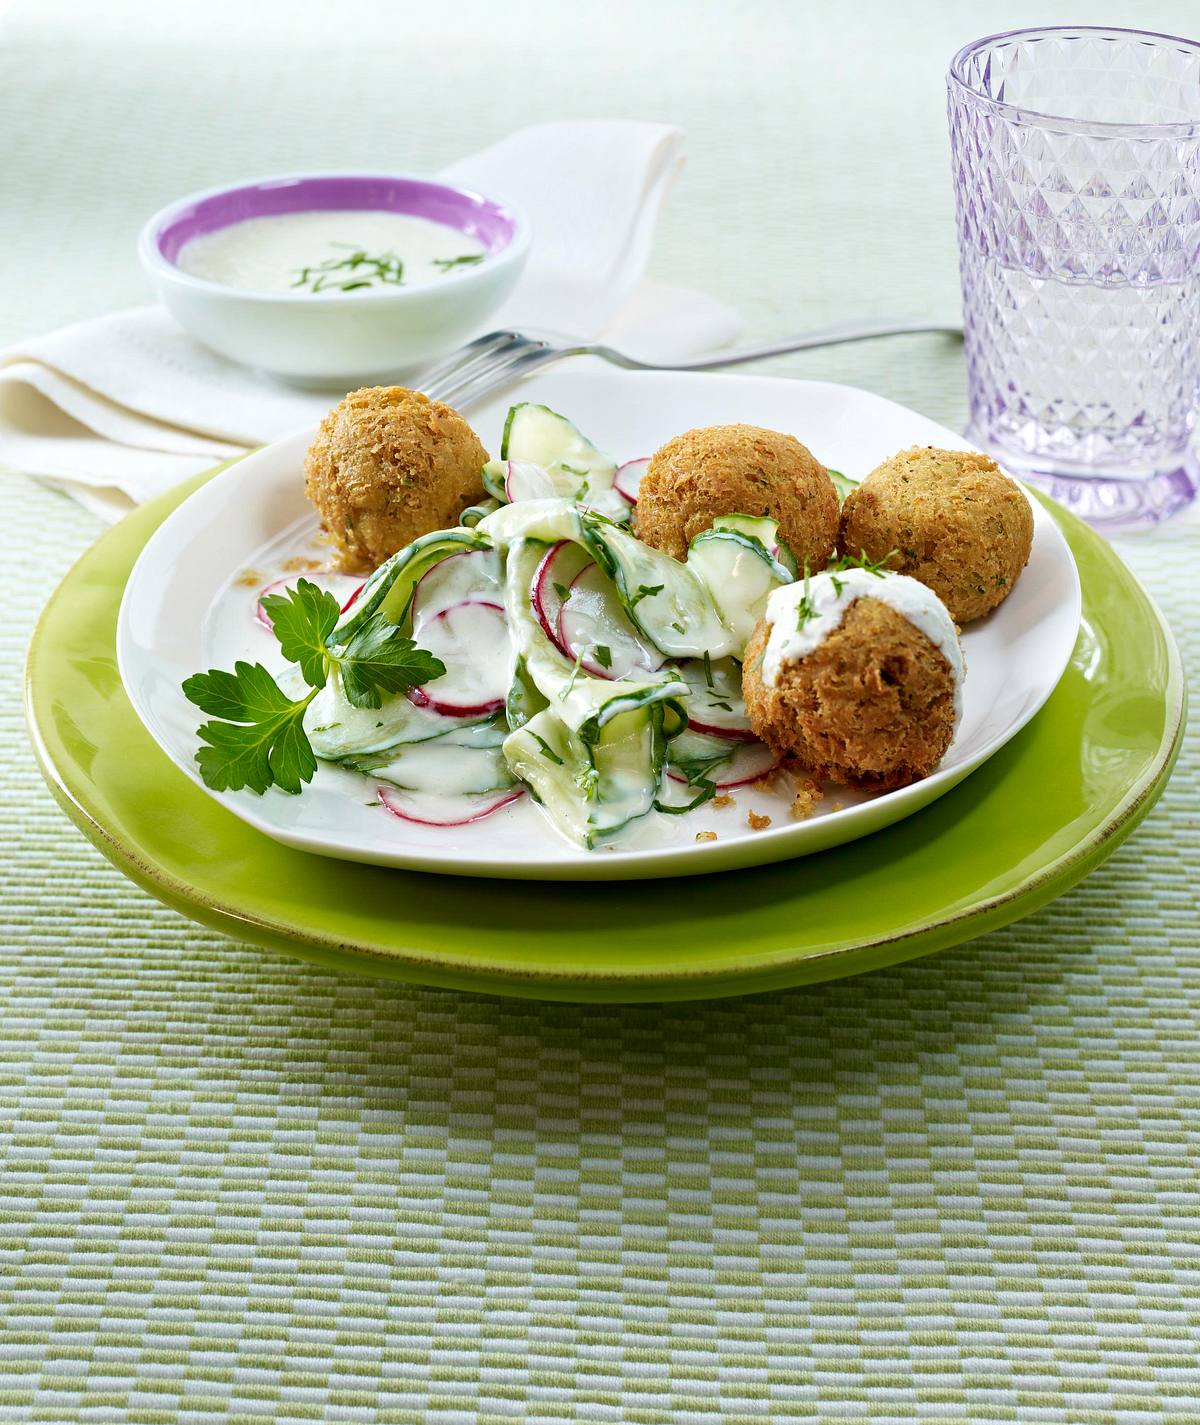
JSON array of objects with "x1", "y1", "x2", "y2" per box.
[
  {"x1": 185, "y1": 578, "x2": 445, "y2": 796},
  {"x1": 182, "y1": 662, "x2": 317, "y2": 796}
]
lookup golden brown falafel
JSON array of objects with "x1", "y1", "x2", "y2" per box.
[
  {"x1": 305, "y1": 386, "x2": 488, "y2": 571},
  {"x1": 742, "y1": 598, "x2": 958, "y2": 791},
  {"x1": 839, "y1": 446, "x2": 1033, "y2": 624},
  {"x1": 636, "y1": 424, "x2": 839, "y2": 566}
]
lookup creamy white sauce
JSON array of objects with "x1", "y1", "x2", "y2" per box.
[
  {"x1": 761, "y1": 568, "x2": 965, "y2": 719},
  {"x1": 177, "y1": 210, "x2": 487, "y2": 294}
]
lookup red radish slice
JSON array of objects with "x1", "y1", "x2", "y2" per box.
[
  {"x1": 505, "y1": 459, "x2": 560, "y2": 503},
  {"x1": 686, "y1": 717, "x2": 759, "y2": 743},
  {"x1": 558, "y1": 561, "x2": 665, "y2": 681},
  {"x1": 411, "y1": 548, "x2": 502, "y2": 629},
  {"x1": 677, "y1": 657, "x2": 756, "y2": 739},
  {"x1": 531, "y1": 540, "x2": 592, "y2": 649},
  {"x1": 408, "y1": 600, "x2": 509, "y2": 716},
  {"x1": 613, "y1": 457, "x2": 650, "y2": 504},
  {"x1": 341, "y1": 581, "x2": 366, "y2": 613},
  {"x1": 255, "y1": 571, "x2": 364, "y2": 631},
  {"x1": 378, "y1": 784, "x2": 525, "y2": 827},
  {"x1": 667, "y1": 739, "x2": 777, "y2": 790}
]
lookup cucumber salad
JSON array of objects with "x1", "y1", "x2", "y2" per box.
[{"x1": 184, "y1": 404, "x2": 804, "y2": 849}]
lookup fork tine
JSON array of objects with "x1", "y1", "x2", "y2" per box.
[
  {"x1": 416, "y1": 331, "x2": 526, "y2": 401},
  {"x1": 450, "y1": 342, "x2": 564, "y2": 412},
  {"x1": 427, "y1": 335, "x2": 549, "y2": 407}
]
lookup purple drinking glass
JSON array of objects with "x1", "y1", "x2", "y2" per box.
[{"x1": 948, "y1": 26, "x2": 1200, "y2": 529}]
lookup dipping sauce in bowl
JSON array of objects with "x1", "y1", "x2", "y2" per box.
[
  {"x1": 139, "y1": 172, "x2": 530, "y2": 386},
  {"x1": 176, "y1": 211, "x2": 488, "y2": 295}
]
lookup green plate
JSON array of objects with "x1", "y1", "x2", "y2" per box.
[{"x1": 26, "y1": 472, "x2": 1184, "y2": 1002}]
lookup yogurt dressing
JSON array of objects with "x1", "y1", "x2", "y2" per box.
[
  {"x1": 761, "y1": 567, "x2": 965, "y2": 718},
  {"x1": 177, "y1": 210, "x2": 487, "y2": 294}
]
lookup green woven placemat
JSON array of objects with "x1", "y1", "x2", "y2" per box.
[{"x1": 3, "y1": 1, "x2": 1200, "y2": 1419}]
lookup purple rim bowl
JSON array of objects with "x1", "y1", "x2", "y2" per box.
[
  {"x1": 137, "y1": 172, "x2": 532, "y2": 383},
  {"x1": 141, "y1": 171, "x2": 528, "y2": 299}
]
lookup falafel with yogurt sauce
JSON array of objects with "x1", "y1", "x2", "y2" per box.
[{"x1": 742, "y1": 566, "x2": 964, "y2": 790}]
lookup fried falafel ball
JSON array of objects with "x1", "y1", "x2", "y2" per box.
[
  {"x1": 305, "y1": 386, "x2": 488, "y2": 571},
  {"x1": 839, "y1": 446, "x2": 1033, "y2": 625},
  {"x1": 636, "y1": 423, "x2": 839, "y2": 567},
  {"x1": 742, "y1": 569, "x2": 962, "y2": 791}
]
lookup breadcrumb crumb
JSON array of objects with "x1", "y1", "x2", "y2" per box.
[
  {"x1": 713, "y1": 794, "x2": 734, "y2": 809},
  {"x1": 281, "y1": 556, "x2": 323, "y2": 573},
  {"x1": 790, "y1": 778, "x2": 823, "y2": 821},
  {"x1": 747, "y1": 810, "x2": 772, "y2": 831},
  {"x1": 236, "y1": 569, "x2": 264, "y2": 587},
  {"x1": 695, "y1": 830, "x2": 718, "y2": 843},
  {"x1": 752, "y1": 766, "x2": 786, "y2": 791}
]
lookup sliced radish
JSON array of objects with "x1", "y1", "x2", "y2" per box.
[
  {"x1": 677, "y1": 657, "x2": 756, "y2": 740},
  {"x1": 505, "y1": 459, "x2": 562, "y2": 503},
  {"x1": 255, "y1": 571, "x2": 364, "y2": 631},
  {"x1": 378, "y1": 784, "x2": 525, "y2": 827},
  {"x1": 341, "y1": 581, "x2": 366, "y2": 613},
  {"x1": 558, "y1": 561, "x2": 665, "y2": 681},
  {"x1": 531, "y1": 539, "x2": 592, "y2": 647},
  {"x1": 667, "y1": 739, "x2": 777, "y2": 790},
  {"x1": 613, "y1": 457, "x2": 649, "y2": 504},
  {"x1": 411, "y1": 548, "x2": 502, "y2": 629},
  {"x1": 409, "y1": 600, "x2": 510, "y2": 716},
  {"x1": 687, "y1": 717, "x2": 758, "y2": 742}
]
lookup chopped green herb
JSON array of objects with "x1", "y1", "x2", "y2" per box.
[
  {"x1": 574, "y1": 764, "x2": 600, "y2": 799},
  {"x1": 432, "y1": 253, "x2": 485, "y2": 272},
  {"x1": 553, "y1": 582, "x2": 571, "y2": 603},
  {"x1": 794, "y1": 562, "x2": 817, "y2": 633},
  {"x1": 702, "y1": 651, "x2": 715, "y2": 691},
  {"x1": 559, "y1": 646, "x2": 586, "y2": 699},
  {"x1": 593, "y1": 644, "x2": 613, "y2": 670},
  {"x1": 629, "y1": 583, "x2": 664, "y2": 607},
  {"x1": 830, "y1": 548, "x2": 897, "y2": 578},
  {"x1": 530, "y1": 731, "x2": 564, "y2": 765},
  {"x1": 671, "y1": 620, "x2": 686, "y2": 634},
  {"x1": 708, "y1": 700, "x2": 733, "y2": 712},
  {"x1": 291, "y1": 247, "x2": 406, "y2": 293},
  {"x1": 655, "y1": 779, "x2": 717, "y2": 815}
]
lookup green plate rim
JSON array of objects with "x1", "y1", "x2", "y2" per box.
[{"x1": 25, "y1": 472, "x2": 1186, "y2": 1002}]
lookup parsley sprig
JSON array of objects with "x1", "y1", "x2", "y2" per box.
[
  {"x1": 184, "y1": 578, "x2": 445, "y2": 796},
  {"x1": 183, "y1": 662, "x2": 317, "y2": 796}
]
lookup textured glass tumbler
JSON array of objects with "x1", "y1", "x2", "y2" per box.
[{"x1": 948, "y1": 27, "x2": 1200, "y2": 529}]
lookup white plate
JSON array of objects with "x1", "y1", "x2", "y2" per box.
[{"x1": 117, "y1": 369, "x2": 1081, "y2": 881}]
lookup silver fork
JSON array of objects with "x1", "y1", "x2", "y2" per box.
[{"x1": 417, "y1": 320, "x2": 961, "y2": 410}]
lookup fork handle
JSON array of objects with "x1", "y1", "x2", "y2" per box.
[{"x1": 638, "y1": 319, "x2": 962, "y2": 371}]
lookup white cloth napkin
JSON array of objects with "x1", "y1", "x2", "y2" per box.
[{"x1": 0, "y1": 121, "x2": 742, "y2": 523}]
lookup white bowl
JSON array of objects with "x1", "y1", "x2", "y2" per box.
[{"x1": 138, "y1": 171, "x2": 531, "y2": 387}]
